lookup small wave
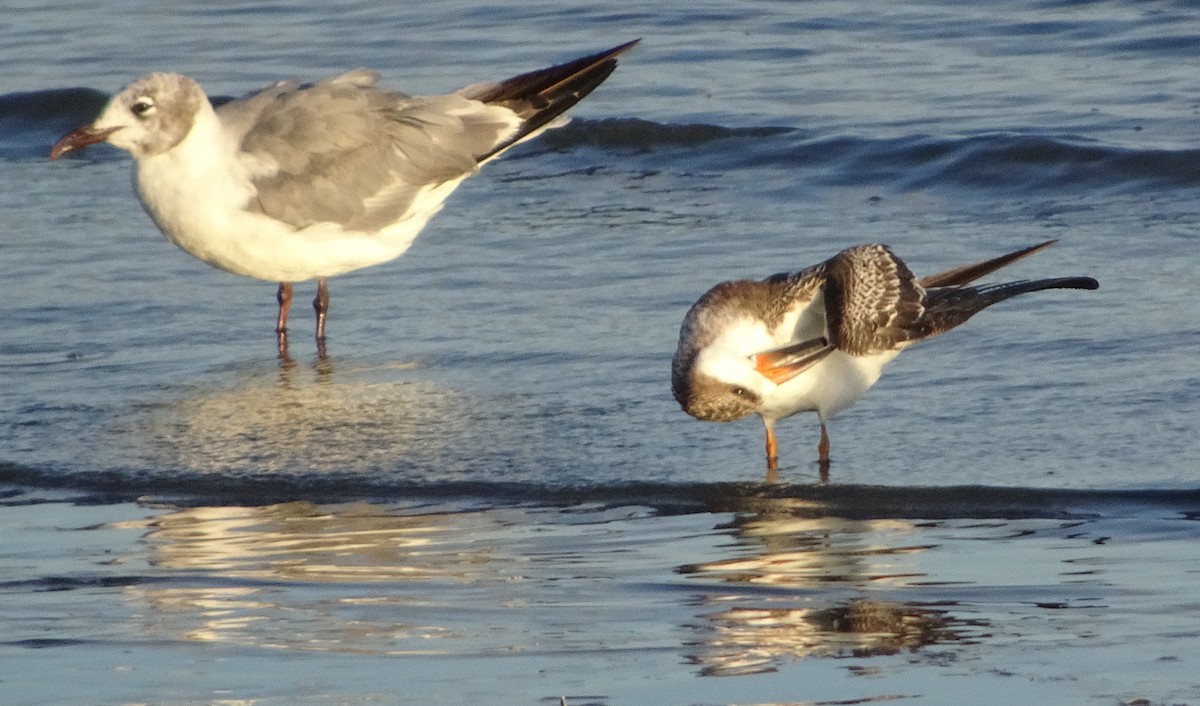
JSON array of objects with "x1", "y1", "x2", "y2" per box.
[
  {"x1": 695, "y1": 130, "x2": 1200, "y2": 193},
  {"x1": 0, "y1": 574, "x2": 151, "y2": 593},
  {"x1": 3, "y1": 461, "x2": 1197, "y2": 520},
  {"x1": 527, "y1": 120, "x2": 1200, "y2": 194},
  {"x1": 891, "y1": 132, "x2": 1200, "y2": 192},
  {"x1": 0, "y1": 87, "x2": 108, "y2": 160},
  {"x1": 539, "y1": 117, "x2": 795, "y2": 150}
]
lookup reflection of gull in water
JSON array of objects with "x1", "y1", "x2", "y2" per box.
[
  {"x1": 141, "y1": 502, "x2": 503, "y2": 580},
  {"x1": 114, "y1": 361, "x2": 475, "y2": 476},
  {"x1": 681, "y1": 497, "x2": 983, "y2": 676},
  {"x1": 116, "y1": 501, "x2": 522, "y2": 653}
]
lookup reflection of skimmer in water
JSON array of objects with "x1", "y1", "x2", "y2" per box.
[
  {"x1": 690, "y1": 598, "x2": 964, "y2": 676},
  {"x1": 679, "y1": 499, "x2": 986, "y2": 676}
]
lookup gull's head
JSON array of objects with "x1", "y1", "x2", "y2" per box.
[{"x1": 50, "y1": 73, "x2": 206, "y2": 161}]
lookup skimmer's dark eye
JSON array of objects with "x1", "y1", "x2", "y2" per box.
[{"x1": 131, "y1": 97, "x2": 156, "y2": 117}]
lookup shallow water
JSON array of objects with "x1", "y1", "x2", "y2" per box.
[
  {"x1": 2, "y1": 1, "x2": 1199, "y2": 704},
  {"x1": 5, "y1": 488, "x2": 1200, "y2": 706}
]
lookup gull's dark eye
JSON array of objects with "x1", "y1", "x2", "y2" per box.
[
  {"x1": 131, "y1": 97, "x2": 155, "y2": 117},
  {"x1": 731, "y1": 385, "x2": 751, "y2": 399}
]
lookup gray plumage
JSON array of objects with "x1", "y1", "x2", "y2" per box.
[
  {"x1": 49, "y1": 41, "x2": 638, "y2": 356},
  {"x1": 231, "y1": 40, "x2": 637, "y2": 232},
  {"x1": 236, "y1": 77, "x2": 505, "y2": 231}
]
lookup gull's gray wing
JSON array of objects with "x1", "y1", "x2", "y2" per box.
[
  {"x1": 222, "y1": 42, "x2": 636, "y2": 233},
  {"x1": 226, "y1": 71, "x2": 518, "y2": 232}
]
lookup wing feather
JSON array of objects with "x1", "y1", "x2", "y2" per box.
[
  {"x1": 230, "y1": 72, "x2": 519, "y2": 231},
  {"x1": 217, "y1": 43, "x2": 636, "y2": 232},
  {"x1": 823, "y1": 244, "x2": 926, "y2": 355},
  {"x1": 918, "y1": 240, "x2": 1057, "y2": 289}
]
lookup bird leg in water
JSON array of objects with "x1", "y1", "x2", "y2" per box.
[
  {"x1": 314, "y1": 277, "x2": 330, "y2": 357},
  {"x1": 764, "y1": 421, "x2": 779, "y2": 483},
  {"x1": 276, "y1": 283, "x2": 293, "y2": 332},
  {"x1": 276, "y1": 282, "x2": 293, "y2": 360},
  {"x1": 817, "y1": 421, "x2": 831, "y2": 482}
]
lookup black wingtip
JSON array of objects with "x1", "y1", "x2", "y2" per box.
[
  {"x1": 470, "y1": 39, "x2": 640, "y2": 106},
  {"x1": 608, "y1": 38, "x2": 643, "y2": 56},
  {"x1": 562, "y1": 39, "x2": 642, "y2": 69},
  {"x1": 1033, "y1": 276, "x2": 1099, "y2": 291},
  {"x1": 470, "y1": 40, "x2": 640, "y2": 162}
]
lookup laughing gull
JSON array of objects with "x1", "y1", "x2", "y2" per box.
[
  {"x1": 50, "y1": 40, "x2": 638, "y2": 357},
  {"x1": 671, "y1": 240, "x2": 1098, "y2": 481}
]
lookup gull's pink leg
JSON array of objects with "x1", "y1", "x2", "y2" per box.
[
  {"x1": 314, "y1": 277, "x2": 330, "y2": 358},
  {"x1": 276, "y1": 282, "x2": 293, "y2": 360}
]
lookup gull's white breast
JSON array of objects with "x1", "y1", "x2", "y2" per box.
[{"x1": 134, "y1": 108, "x2": 461, "y2": 283}]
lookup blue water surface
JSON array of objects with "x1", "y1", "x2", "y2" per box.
[{"x1": 2, "y1": 2, "x2": 1199, "y2": 704}]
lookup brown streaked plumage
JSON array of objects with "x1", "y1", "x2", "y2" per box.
[{"x1": 671, "y1": 240, "x2": 1098, "y2": 481}]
